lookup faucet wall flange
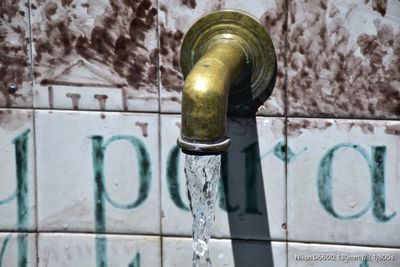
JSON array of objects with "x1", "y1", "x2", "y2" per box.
[{"x1": 180, "y1": 10, "x2": 276, "y2": 112}]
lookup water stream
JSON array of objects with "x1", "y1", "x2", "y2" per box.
[{"x1": 185, "y1": 154, "x2": 221, "y2": 267}]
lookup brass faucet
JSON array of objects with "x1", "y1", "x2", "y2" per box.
[{"x1": 177, "y1": 10, "x2": 276, "y2": 155}]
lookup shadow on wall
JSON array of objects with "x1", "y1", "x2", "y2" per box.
[
  {"x1": 222, "y1": 67, "x2": 278, "y2": 266},
  {"x1": 223, "y1": 120, "x2": 274, "y2": 266}
]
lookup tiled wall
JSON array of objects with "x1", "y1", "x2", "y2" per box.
[{"x1": 0, "y1": 0, "x2": 399, "y2": 266}]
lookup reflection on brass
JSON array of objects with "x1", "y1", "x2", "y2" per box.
[{"x1": 177, "y1": 10, "x2": 276, "y2": 155}]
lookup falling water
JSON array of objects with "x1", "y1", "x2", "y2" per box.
[{"x1": 185, "y1": 154, "x2": 221, "y2": 267}]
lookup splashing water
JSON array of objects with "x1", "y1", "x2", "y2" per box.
[{"x1": 185, "y1": 155, "x2": 221, "y2": 267}]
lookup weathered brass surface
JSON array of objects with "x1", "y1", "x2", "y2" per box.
[{"x1": 178, "y1": 10, "x2": 276, "y2": 155}]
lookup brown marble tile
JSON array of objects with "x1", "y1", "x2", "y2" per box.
[
  {"x1": 0, "y1": 0, "x2": 32, "y2": 107},
  {"x1": 288, "y1": 0, "x2": 400, "y2": 119},
  {"x1": 159, "y1": 0, "x2": 286, "y2": 115},
  {"x1": 31, "y1": 0, "x2": 159, "y2": 111}
]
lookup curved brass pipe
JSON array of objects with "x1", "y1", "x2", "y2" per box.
[
  {"x1": 178, "y1": 39, "x2": 246, "y2": 154},
  {"x1": 177, "y1": 10, "x2": 276, "y2": 155}
]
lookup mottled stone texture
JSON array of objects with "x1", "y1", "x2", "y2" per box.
[
  {"x1": 32, "y1": 0, "x2": 157, "y2": 88},
  {"x1": 3, "y1": 0, "x2": 397, "y2": 117},
  {"x1": 31, "y1": 0, "x2": 158, "y2": 110},
  {"x1": 288, "y1": 0, "x2": 400, "y2": 118},
  {"x1": 0, "y1": 0, "x2": 32, "y2": 107}
]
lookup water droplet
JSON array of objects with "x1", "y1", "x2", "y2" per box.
[
  {"x1": 62, "y1": 223, "x2": 69, "y2": 230},
  {"x1": 349, "y1": 202, "x2": 356, "y2": 208}
]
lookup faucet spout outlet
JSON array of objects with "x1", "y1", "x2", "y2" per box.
[{"x1": 178, "y1": 10, "x2": 276, "y2": 155}]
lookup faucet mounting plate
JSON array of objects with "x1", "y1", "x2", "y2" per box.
[{"x1": 180, "y1": 9, "x2": 276, "y2": 114}]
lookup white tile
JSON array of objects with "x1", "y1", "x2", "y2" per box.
[
  {"x1": 159, "y1": 0, "x2": 286, "y2": 115},
  {"x1": 0, "y1": 233, "x2": 37, "y2": 266},
  {"x1": 31, "y1": 0, "x2": 159, "y2": 111},
  {"x1": 163, "y1": 237, "x2": 287, "y2": 267},
  {"x1": 161, "y1": 115, "x2": 286, "y2": 240},
  {"x1": 0, "y1": 0, "x2": 32, "y2": 107},
  {"x1": 36, "y1": 110, "x2": 160, "y2": 234},
  {"x1": 288, "y1": 118, "x2": 400, "y2": 247},
  {"x1": 288, "y1": 242, "x2": 400, "y2": 267},
  {"x1": 38, "y1": 233, "x2": 161, "y2": 267},
  {"x1": 0, "y1": 109, "x2": 35, "y2": 230}
]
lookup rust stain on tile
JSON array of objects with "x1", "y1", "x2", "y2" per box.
[
  {"x1": 288, "y1": 119, "x2": 396, "y2": 137},
  {"x1": 385, "y1": 123, "x2": 400, "y2": 135},
  {"x1": 32, "y1": 0, "x2": 158, "y2": 93},
  {"x1": 180, "y1": 0, "x2": 196, "y2": 9},
  {"x1": 288, "y1": 119, "x2": 333, "y2": 137},
  {"x1": 135, "y1": 121, "x2": 148, "y2": 137},
  {"x1": 159, "y1": 17, "x2": 184, "y2": 93},
  {"x1": 0, "y1": 0, "x2": 30, "y2": 107},
  {"x1": 365, "y1": 0, "x2": 388, "y2": 16},
  {"x1": 259, "y1": 0, "x2": 286, "y2": 114},
  {"x1": 288, "y1": 0, "x2": 400, "y2": 118},
  {"x1": 0, "y1": 109, "x2": 31, "y2": 130},
  {"x1": 335, "y1": 121, "x2": 375, "y2": 134}
]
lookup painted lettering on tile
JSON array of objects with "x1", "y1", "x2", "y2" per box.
[
  {"x1": 166, "y1": 145, "x2": 238, "y2": 213},
  {"x1": 0, "y1": 130, "x2": 30, "y2": 267},
  {"x1": 94, "y1": 236, "x2": 141, "y2": 267},
  {"x1": 0, "y1": 130, "x2": 30, "y2": 229},
  {"x1": 91, "y1": 135, "x2": 151, "y2": 266},
  {"x1": 0, "y1": 234, "x2": 29, "y2": 267},
  {"x1": 0, "y1": 235, "x2": 11, "y2": 267},
  {"x1": 166, "y1": 145, "x2": 190, "y2": 211},
  {"x1": 318, "y1": 143, "x2": 396, "y2": 222},
  {"x1": 166, "y1": 141, "x2": 291, "y2": 214}
]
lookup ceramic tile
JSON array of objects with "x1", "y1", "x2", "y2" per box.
[
  {"x1": 0, "y1": 233, "x2": 37, "y2": 266},
  {"x1": 36, "y1": 110, "x2": 160, "y2": 234},
  {"x1": 159, "y1": 0, "x2": 286, "y2": 115},
  {"x1": 31, "y1": 0, "x2": 159, "y2": 111},
  {"x1": 0, "y1": 109, "x2": 35, "y2": 231},
  {"x1": 288, "y1": 242, "x2": 400, "y2": 267},
  {"x1": 161, "y1": 115, "x2": 286, "y2": 240},
  {"x1": 38, "y1": 233, "x2": 161, "y2": 267},
  {"x1": 287, "y1": 0, "x2": 400, "y2": 118},
  {"x1": 163, "y1": 237, "x2": 287, "y2": 267},
  {"x1": 0, "y1": 0, "x2": 32, "y2": 107},
  {"x1": 287, "y1": 118, "x2": 400, "y2": 247}
]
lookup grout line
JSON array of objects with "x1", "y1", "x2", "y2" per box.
[
  {"x1": 155, "y1": 0, "x2": 164, "y2": 265},
  {"x1": 26, "y1": 0, "x2": 35, "y2": 110},
  {"x1": 2, "y1": 230, "x2": 400, "y2": 250},
  {"x1": 283, "y1": 0, "x2": 289, "y2": 119},
  {"x1": 284, "y1": 122, "x2": 289, "y2": 267},
  {"x1": 156, "y1": 0, "x2": 161, "y2": 115},
  {"x1": 32, "y1": 108, "x2": 39, "y2": 267},
  {"x1": 284, "y1": 1, "x2": 290, "y2": 266},
  {"x1": 285, "y1": 114, "x2": 400, "y2": 122},
  {"x1": 26, "y1": 0, "x2": 40, "y2": 265},
  {"x1": 1, "y1": 107, "x2": 399, "y2": 122}
]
